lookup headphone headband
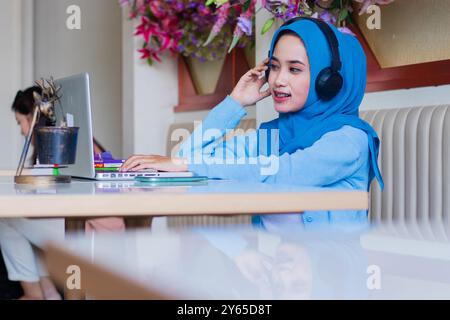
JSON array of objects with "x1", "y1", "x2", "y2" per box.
[{"x1": 279, "y1": 17, "x2": 342, "y2": 71}]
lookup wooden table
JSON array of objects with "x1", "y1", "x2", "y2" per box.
[{"x1": 0, "y1": 174, "x2": 369, "y2": 233}]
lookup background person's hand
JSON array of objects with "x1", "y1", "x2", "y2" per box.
[
  {"x1": 230, "y1": 59, "x2": 271, "y2": 107},
  {"x1": 120, "y1": 155, "x2": 188, "y2": 172}
]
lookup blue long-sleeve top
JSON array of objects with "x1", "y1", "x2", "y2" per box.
[{"x1": 177, "y1": 96, "x2": 370, "y2": 229}]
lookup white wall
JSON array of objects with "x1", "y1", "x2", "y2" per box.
[
  {"x1": 360, "y1": 84, "x2": 450, "y2": 110},
  {"x1": 0, "y1": 0, "x2": 32, "y2": 170},
  {"x1": 34, "y1": 0, "x2": 123, "y2": 157},
  {"x1": 121, "y1": 11, "x2": 177, "y2": 158}
]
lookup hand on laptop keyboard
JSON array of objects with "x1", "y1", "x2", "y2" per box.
[{"x1": 120, "y1": 155, "x2": 189, "y2": 173}]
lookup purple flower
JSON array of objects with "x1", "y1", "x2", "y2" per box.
[
  {"x1": 175, "y1": 2, "x2": 184, "y2": 11},
  {"x1": 237, "y1": 17, "x2": 252, "y2": 36},
  {"x1": 338, "y1": 27, "x2": 356, "y2": 36},
  {"x1": 319, "y1": 11, "x2": 337, "y2": 24},
  {"x1": 190, "y1": 34, "x2": 199, "y2": 46}
]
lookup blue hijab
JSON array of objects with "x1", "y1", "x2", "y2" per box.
[{"x1": 260, "y1": 19, "x2": 384, "y2": 190}]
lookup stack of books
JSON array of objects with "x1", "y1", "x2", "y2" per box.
[{"x1": 94, "y1": 152, "x2": 125, "y2": 173}]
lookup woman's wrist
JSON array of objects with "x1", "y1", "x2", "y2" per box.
[{"x1": 230, "y1": 92, "x2": 245, "y2": 107}]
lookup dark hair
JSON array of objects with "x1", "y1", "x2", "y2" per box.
[
  {"x1": 11, "y1": 86, "x2": 42, "y2": 115},
  {"x1": 12, "y1": 86, "x2": 46, "y2": 165}
]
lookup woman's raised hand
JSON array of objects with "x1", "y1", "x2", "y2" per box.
[{"x1": 230, "y1": 58, "x2": 271, "y2": 107}]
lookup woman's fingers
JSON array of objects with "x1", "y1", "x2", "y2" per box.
[
  {"x1": 258, "y1": 58, "x2": 269, "y2": 69},
  {"x1": 121, "y1": 155, "x2": 155, "y2": 171},
  {"x1": 248, "y1": 68, "x2": 267, "y2": 80},
  {"x1": 246, "y1": 63, "x2": 268, "y2": 77},
  {"x1": 259, "y1": 88, "x2": 271, "y2": 100},
  {"x1": 248, "y1": 71, "x2": 264, "y2": 79},
  {"x1": 255, "y1": 65, "x2": 268, "y2": 74},
  {"x1": 130, "y1": 163, "x2": 155, "y2": 172},
  {"x1": 121, "y1": 156, "x2": 140, "y2": 171}
]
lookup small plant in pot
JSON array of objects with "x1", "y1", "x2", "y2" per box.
[{"x1": 15, "y1": 78, "x2": 79, "y2": 185}]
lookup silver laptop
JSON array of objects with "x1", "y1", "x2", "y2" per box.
[{"x1": 54, "y1": 73, "x2": 194, "y2": 181}]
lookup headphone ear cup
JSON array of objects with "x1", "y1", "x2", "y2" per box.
[
  {"x1": 315, "y1": 67, "x2": 344, "y2": 101},
  {"x1": 265, "y1": 68, "x2": 270, "y2": 82}
]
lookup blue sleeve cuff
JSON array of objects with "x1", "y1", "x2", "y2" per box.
[
  {"x1": 189, "y1": 163, "x2": 209, "y2": 177},
  {"x1": 204, "y1": 95, "x2": 247, "y2": 130}
]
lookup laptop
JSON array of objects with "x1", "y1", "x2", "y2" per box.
[{"x1": 54, "y1": 73, "x2": 195, "y2": 181}]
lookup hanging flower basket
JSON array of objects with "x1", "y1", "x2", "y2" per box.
[{"x1": 120, "y1": 0, "x2": 394, "y2": 65}]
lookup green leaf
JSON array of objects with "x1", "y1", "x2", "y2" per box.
[
  {"x1": 205, "y1": 0, "x2": 215, "y2": 6},
  {"x1": 203, "y1": 31, "x2": 217, "y2": 47},
  {"x1": 347, "y1": 11, "x2": 355, "y2": 25},
  {"x1": 228, "y1": 35, "x2": 241, "y2": 53},
  {"x1": 261, "y1": 18, "x2": 275, "y2": 35},
  {"x1": 338, "y1": 9, "x2": 348, "y2": 22},
  {"x1": 243, "y1": 0, "x2": 251, "y2": 12},
  {"x1": 215, "y1": 0, "x2": 229, "y2": 7}
]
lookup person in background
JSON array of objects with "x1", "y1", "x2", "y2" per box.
[{"x1": 0, "y1": 86, "x2": 125, "y2": 299}]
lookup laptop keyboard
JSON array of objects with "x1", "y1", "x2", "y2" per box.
[{"x1": 97, "y1": 171, "x2": 158, "y2": 180}]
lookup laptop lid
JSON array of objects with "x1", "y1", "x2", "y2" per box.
[{"x1": 55, "y1": 73, "x2": 96, "y2": 179}]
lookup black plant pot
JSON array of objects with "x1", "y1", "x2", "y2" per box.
[{"x1": 35, "y1": 127, "x2": 79, "y2": 165}]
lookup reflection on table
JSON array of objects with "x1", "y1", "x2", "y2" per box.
[{"x1": 45, "y1": 221, "x2": 450, "y2": 299}]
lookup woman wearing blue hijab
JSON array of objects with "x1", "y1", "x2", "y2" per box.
[
  {"x1": 261, "y1": 18, "x2": 383, "y2": 189},
  {"x1": 122, "y1": 18, "x2": 384, "y2": 228}
]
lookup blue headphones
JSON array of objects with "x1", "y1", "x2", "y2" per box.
[{"x1": 265, "y1": 17, "x2": 344, "y2": 101}]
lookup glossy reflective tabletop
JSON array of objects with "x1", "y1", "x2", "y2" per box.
[
  {"x1": 0, "y1": 175, "x2": 368, "y2": 218},
  {"x1": 45, "y1": 221, "x2": 450, "y2": 299}
]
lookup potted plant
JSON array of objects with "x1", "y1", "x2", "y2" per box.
[{"x1": 15, "y1": 78, "x2": 79, "y2": 184}]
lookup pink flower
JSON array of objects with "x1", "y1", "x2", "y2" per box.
[
  {"x1": 204, "y1": 3, "x2": 231, "y2": 47},
  {"x1": 138, "y1": 48, "x2": 151, "y2": 60},
  {"x1": 212, "y1": 3, "x2": 230, "y2": 34},
  {"x1": 118, "y1": 0, "x2": 130, "y2": 7},
  {"x1": 135, "y1": 16, "x2": 155, "y2": 43},
  {"x1": 149, "y1": 1, "x2": 166, "y2": 19}
]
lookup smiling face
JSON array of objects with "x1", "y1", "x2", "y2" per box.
[{"x1": 268, "y1": 33, "x2": 311, "y2": 113}]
